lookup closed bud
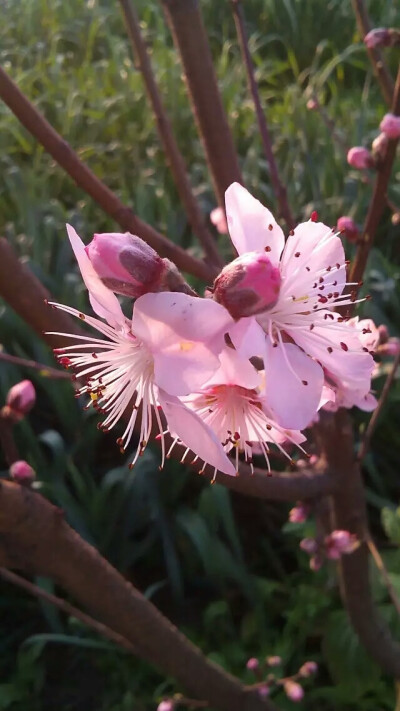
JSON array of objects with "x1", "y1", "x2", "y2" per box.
[
  {"x1": 309, "y1": 554, "x2": 323, "y2": 571},
  {"x1": 10, "y1": 460, "x2": 35, "y2": 485},
  {"x1": 298, "y1": 661, "x2": 318, "y2": 677},
  {"x1": 85, "y1": 232, "x2": 166, "y2": 298},
  {"x1": 379, "y1": 337, "x2": 400, "y2": 357},
  {"x1": 289, "y1": 502, "x2": 310, "y2": 524},
  {"x1": 246, "y1": 657, "x2": 260, "y2": 671},
  {"x1": 372, "y1": 132, "x2": 389, "y2": 159},
  {"x1": 210, "y1": 207, "x2": 228, "y2": 234},
  {"x1": 266, "y1": 655, "x2": 282, "y2": 667},
  {"x1": 283, "y1": 680, "x2": 304, "y2": 702},
  {"x1": 5, "y1": 380, "x2": 36, "y2": 422},
  {"x1": 258, "y1": 684, "x2": 270, "y2": 698},
  {"x1": 337, "y1": 216, "x2": 359, "y2": 243},
  {"x1": 380, "y1": 113, "x2": 400, "y2": 140},
  {"x1": 306, "y1": 98, "x2": 318, "y2": 111},
  {"x1": 213, "y1": 252, "x2": 281, "y2": 318},
  {"x1": 325, "y1": 530, "x2": 359, "y2": 559},
  {"x1": 347, "y1": 147, "x2": 373, "y2": 170},
  {"x1": 157, "y1": 701, "x2": 174, "y2": 711},
  {"x1": 364, "y1": 28, "x2": 391, "y2": 49},
  {"x1": 377, "y1": 324, "x2": 389, "y2": 344},
  {"x1": 300, "y1": 537, "x2": 318, "y2": 555}
]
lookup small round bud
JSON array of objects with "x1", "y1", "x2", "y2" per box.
[
  {"x1": 380, "y1": 113, "x2": 400, "y2": 140},
  {"x1": 5, "y1": 380, "x2": 36, "y2": 422},
  {"x1": 377, "y1": 324, "x2": 389, "y2": 344},
  {"x1": 298, "y1": 661, "x2": 318, "y2": 678},
  {"x1": 10, "y1": 460, "x2": 35, "y2": 485},
  {"x1": 391, "y1": 212, "x2": 400, "y2": 226},
  {"x1": 213, "y1": 252, "x2": 281, "y2": 319},
  {"x1": 325, "y1": 530, "x2": 359, "y2": 559},
  {"x1": 299, "y1": 538, "x2": 318, "y2": 555},
  {"x1": 157, "y1": 701, "x2": 175, "y2": 711},
  {"x1": 257, "y1": 684, "x2": 270, "y2": 698},
  {"x1": 364, "y1": 28, "x2": 391, "y2": 49},
  {"x1": 337, "y1": 216, "x2": 359, "y2": 243},
  {"x1": 347, "y1": 147, "x2": 373, "y2": 170},
  {"x1": 306, "y1": 98, "x2": 318, "y2": 111},
  {"x1": 210, "y1": 207, "x2": 228, "y2": 234},
  {"x1": 283, "y1": 680, "x2": 304, "y2": 702},
  {"x1": 371, "y1": 132, "x2": 389, "y2": 159},
  {"x1": 289, "y1": 502, "x2": 310, "y2": 524},
  {"x1": 266, "y1": 656, "x2": 282, "y2": 667},
  {"x1": 309, "y1": 554, "x2": 323, "y2": 571},
  {"x1": 379, "y1": 338, "x2": 400, "y2": 357},
  {"x1": 246, "y1": 657, "x2": 259, "y2": 671}
]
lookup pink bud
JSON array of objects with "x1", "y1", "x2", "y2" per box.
[
  {"x1": 379, "y1": 338, "x2": 400, "y2": 357},
  {"x1": 157, "y1": 701, "x2": 174, "y2": 711},
  {"x1": 347, "y1": 146, "x2": 373, "y2": 170},
  {"x1": 309, "y1": 554, "x2": 323, "y2": 571},
  {"x1": 5, "y1": 380, "x2": 36, "y2": 421},
  {"x1": 325, "y1": 530, "x2": 359, "y2": 559},
  {"x1": 85, "y1": 232, "x2": 166, "y2": 298},
  {"x1": 9, "y1": 460, "x2": 35, "y2": 484},
  {"x1": 306, "y1": 98, "x2": 318, "y2": 111},
  {"x1": 371, "y1": 132, "x2": 389, "y2": 158},
  {"x1": 298, "y1": 661, "x2": 318, "y2": 678},
  {"x1": 300, "y1": 538, "x2": 318, "y2": 555},
  {"x1": 246, "y1": 657, "x2": 259, "y2": 671},
  {"x1": 213, "y1": 252, "x2": 281, "y2": 318},
  {"x1": 337, "y1": 216, "x2": 359, "y2": 243},
  {"x1": 258, "y1": 684, "x2": 270, "y2": 698},
  {"x1": 380, "y1": 113, "x2": 400, "y2": 140},
  {"x1": 210, "y1": 207, "x2": 228, "y2": 234},
  {"x1": 266, "y1": 655, "x2": 282, "y2": 667},
  {"x1": 283, "y1": 680, "x2": 304, "y2": 702},
  {"x1": 289, "y1": 502, "x2": 310, "y2": 524},
  {"x1": 377, "y1": 324, "x2": 389, "y2": 344},
  {"x1": 364, "y1": 28, "x2": 391, "y2": 49}
]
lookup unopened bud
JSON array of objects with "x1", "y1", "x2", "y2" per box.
[
  {"x1": 258, "y1": 684, "x2": 270, "y2": 698},
  {"x1": 157, "y1": 701, "x2": 174, "y2": 711},
  {"x1": 347, "y1": 146, "x2": 373, "y2": 170},
  {"x1": 5, "y1": 380, "x2": 36, "y2": 422},
  {"x1": 306, "y1": 98, "x2": 318, "y2": 111},
  {"x1": 246, "y1": 657, "x2": 259, "y2": 671},
  {"x1": 300, "y1": 538, "x2": 318, "y2": 555},
  {"x1": 309, "y1": 554, "x2": 323, "y2": 571},
  {"x1": 85, "y1": 232, "x2": 166, "y2": 298},
  {"x1": 298, "y1": 661, "x2": 318, "y2": 678},
  {"x1": 289, "y1": 502, "x2": 310, "y2": 524},
  {"x1": 391, "y1": 212, "x2": 400, "y2": 226},
  {"x1": 364, "y1": 28, "x2": 391, "y2": 49},
  {"x1": 380, "y1": 113, "x2": 400, "y2": 140},
  {"x1": 283, "y1": 680, "x2": 304, "y2": 702},
  {"x1": 377, "y1": 324, "x2": 389, "y2": 344},
  {"x1": 10, "y1": 460, "x2": 35, "y2": 485},
  {"x1": 379, "y1": 338, "x2": 400, "y2": 357},
  {"x1": 371, "y1": 132, "x2": 389, "y2": 159},
  {"x1": 325, "y1": 530, "x2": 359, "y2": 559},
  {"x1": 337, "y1": 216, "x2": 359, "y2": 243},
  {"x1": 266, "y1": 655, "x2": 282, "y2": 667},
  {"x1": 210, "y1": 207, "x2": 228, "y2": 234},
  {"x1": 213, "y1": 252, "x2": 281, "y2": 318}
]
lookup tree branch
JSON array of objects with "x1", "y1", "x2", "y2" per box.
[
  {"x1": 160, "y1": 0, "x2": 242, "y2": 209},
  {"x1": 351, "y1": 0, "x2": 394, "y2": 107},
  {"x1": 0, "y1": 66, "x2": 212, "y2": 282},
  {"x1": 230, "y1": 0, "x2": 294, "y2": 230},
  {"x1": 0, "y1": 351, "x2": 71, "y2": 379}
]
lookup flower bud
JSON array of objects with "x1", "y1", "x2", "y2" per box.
[
  {"x1": 299, "y1": 537, "x2": 318, "y2": 555},
  {"x1": 325, "y1": 530, "x2": 359, "y2": 559},
  {"x1": 380, "y1": 113, "x2": 400, "y2": 140},
  {"x1": 337, "y1": 216, "x2": 359, "y2": 243},
  {"x1": 210, "y1": 207, "x2": 228, "y2": 234},
  {"x1": 289, "y1": 502, "x2": 310, "y2": 524},
  {"x1": 246, "y1": 657, "x2": 259, "y2": 671},
  {"x1": 213, "y1": 252, "x2": 281, "y2": 319},
  {"x1": 85, "y1": 232, "x2": 166, "y2": 298},
  {"x1": 258, "y1": 684, "x2": 270, "y2": 698},
  {"x1": 266, "y1": 655, "x2": 282, "y2": 667},
  {"x1": 283, "y1": 680, "x2": 304, "y2": 702},
  {"x1": 9, "y1": 460, "x2": 35, "y2": 485},
  {"x1": 372, "y1": 132, "x2": 389, "y2": 160},
  {"x1": 347, "y1": 147, "x2": 373, "y2": 170},
  {"x1": 364, "y1": 28, "x2": 391, "y2": 49},
  {"x1": 309, "y1": 554, "x2": 323, "y2": 571},
  {"x1": 5, "y1": 380, "x2": 36, "y2": 422},
  {"x1": 379, "y1": 338, "x2": 400, "y2": 357},
  {"x1": 377, "y1": 324, "x2": 389, "y2": 344},
  {"x1": 306, "y1": 98, "x2": 318, "y2": 111},
  {"x1": 298, "y1": 661, "x2": 318, "y2": 678},
  {"x1": 157, "y1": 701, "x2": 174, "y2": 711}
]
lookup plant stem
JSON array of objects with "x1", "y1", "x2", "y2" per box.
[
  {"x1": 0, "y1": 351, "x2": 71, "y2": 379},
  {"x1": 366, "y1": 537, "x2": 400, "y2": 618},
  {"x1": 351, "y1": 0, "x2": 394, "y2": 107}
]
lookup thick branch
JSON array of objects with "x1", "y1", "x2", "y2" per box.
[
  {"x1": 351, "y1": 0, "x2": 394, "y2": 106},
  {"x1": 160, "y1": 0, "x2": 242, "y2": 208},
  {"x1": 0, "y1": 480, "x2": 276, "y2": 711},
  {"x1": 209, "y1": 465, "x2": 335, "y2": 501},
  {"x1": 119, "y1": 0, "x2": 222, "y2": 269},
  {"x1": 0, "y1": 66, "x2": 211, "y2": 282},
  {"x1": 231, "y1": 1, "x2": 294, "y2": 230}
]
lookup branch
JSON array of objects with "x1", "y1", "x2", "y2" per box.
[
  {"x1": 0, "y1": 66, "x2": 212, "y2": 282},
  {"x1": 0, "y1": 351, "x2": 71, "y2": 379},
  {"x1": 209, "y1": 465, "x2": 335, "y2": 501},
  {"x1": 231, "y1": 0, "x2": 294, "y2": 230},
  {"x1": 160, "y1": 0, "x2": 242, "y2": 208},
  {"x1": 351, "y1": 0, "x2": 394, "y2": 107},
  {"x1": 119, "y1": 0, "x2": 222, "y2": 269},
  {"x1": 0, "y1": 480, "x2": 277, "y2": 711}
]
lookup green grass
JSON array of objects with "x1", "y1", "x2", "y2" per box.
[{"x1": 0, "y1": 0, "x2": 400, "y2": 709}]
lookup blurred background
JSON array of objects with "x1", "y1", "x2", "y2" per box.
[{"x1": 0, "y1": 0, "x2": 400, "y2": 709}]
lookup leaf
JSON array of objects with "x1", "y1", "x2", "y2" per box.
[{"x1": 381, "y1": 507, "x2": 400, "y2": 546}]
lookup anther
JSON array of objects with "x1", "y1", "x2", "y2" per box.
[
  {"x1": 264, "y1": 245, "x2": 271, "y2": 252},
  {"x1": 295, "y1": 252, "x2": 301, "y2": 258},
  {"x1": 340, "y1": 342, "x2": 348, "y2": 351},
  {"x1": 327, "y1": 347, "x2": 333, "y2": 353},
  {"x1": 268, "y1": 224, "x2": 273, "y2": 231},
  {"x1": 311, "y1": 210, "x2": 318, "y2": 222}
]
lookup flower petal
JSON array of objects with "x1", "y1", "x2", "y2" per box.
[
  {"x1": 153, "y1": 346, "x2": 220, "y2": 396},
  {"x1": 229, "y1": 317, "x2": 266, "y2": 359},
  {"x1": 206, "y1": 347, "x2": 261, "y2": 389},
  {"x1": 225, "y1": 183, "x2": 284, "y2": 262}
]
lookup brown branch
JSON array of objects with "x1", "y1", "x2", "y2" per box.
[
  {"x1": 0, "y1": 414, "x2": 19, "y2": 466},
  {"x1": 0, "y1": 351, "x2": 71, "y2": 379},
  {"x1": 160, "y1": 0, "x2": 242, "y2": 209},
  {"x1": 0, "y1": 480, "x2": 277, "y2": 711},
  {"x1": 119, "y1": 0, "x2": 222, "y2": 269},
  {"x1": 349, "y1": 64, "x2": 400, "y2": 290},
  {"x1": 319, "y1": 410, "x2": 400, "y2": 677},
  {"x1": 358, "y1": 349, "x2": 400, "y2": 462},
  {"x1": 0, "y1": 66, "x2": 212, "y2": 282},
  {"x1": 230, "y1": 1, "x2": 294, "y2": 230},
  {"x1": 366, "y1": 537, "x2": 400, "y2": 619},
  {"x1": 208, "y1": 465, "x2": 335, "y2": 501},
  {"x1": 352, "y1": 0, "x2": 394, "y2": 107}
]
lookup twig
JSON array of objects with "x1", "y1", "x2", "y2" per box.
[
  {"x1": 351, "y1": 0, "x2": 394, "y2": 107},
  {"x1": 119, "y1": 0, "x2": 222, "y2": 269},
  {"x1": 160, "y1": 0, "x2": 242, "y2": 209},
  {"x1": 358, "y1": 349, "x2": 400, "y2": 462},
  {"x1": 231, "y1": 0, "x2": 294, "y2": 230},
  {"x1": 0, "y1": 567, "x2": 139, "y2": 654},
  {"x1": 0, "y1": 414, "x2": 19, "y2": 466},
  {"x1": 308, "y1": 94, "x2": 349, "y2": 152},
  {"x1": 0, "y1": 351, "x2": 71, "y2": 379},
  {"x1": 366, "y1": 537, "x2": 400, "y2": 618},
  {"x1": 0, "y1": 66, "x2": 212, "y2": 282}
]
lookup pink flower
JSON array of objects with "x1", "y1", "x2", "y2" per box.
[
  {"x1": 283, "y1": 680, "x2": 304, "y2": 702},
  {"x1": 5, "y1": 380, "x2": 36, "y2": 421},
  {"x1": 9, "y1": 460, "x2": 35, "y2": 484},
  {"x1": 85, "y1": 231, "x2": 166, "y2": 298},
  {"x1": 210, "y1": 207, "x2": 228, "y2": 234},
  {"x1": 289, "y1": 502, "x2": 310, "y2": 524},
  {"x1": 219, "y1": 183, "x2": 374, "y2": 430},
  {"x1": 299, "y1": 661, "x2": 318, "y2": 677},
  {"x1": 336, "y1": 216, "x2": 359, "y2": 243},
  {"x1": 325, "y1": 530, "x2": 359, "y2": 559},
  {"x1": 347, "y1": 147, "x2": 373, "y2": 170},
  {"x1": 364, "y1": 28, "x2": 391, "y2": 49},
  {"x1": 266, "y1": 655, "x2": 282, "y2": 667},
  {"x1": 157, "y1": 701, "x2": 174, "y2": 711},
  {"x1": 246, "y1": 657, "x2": 259, "y2": 671},
  {"x1": 380, "y1": 113, "x2": 400, "y2": 140},
  {"x1": 50, "y1": 229, "x2": 236, "y2": 476}
]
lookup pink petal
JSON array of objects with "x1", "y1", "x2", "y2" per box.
[
  {"x1": 153, "y1": 346, "x2": 220, "y2": 396},
  {"x1": 225, "y1": 183, "x2": 284, "y2": 262},
  {"x1": 158, "y1": 390, "x2": 236, "y2": 476},
  {"x1": 66, "y1": 224, "x2": 123, "y2": 327},
  {"x1": 264, "y1": 340, "x2": 323, "y2": 429},
  {"x1": 229, "y1": 317, "x2": 266, "y2": 359},
  {"x1": 206, "y1": 347, "x2": 261, "y2": 389}
]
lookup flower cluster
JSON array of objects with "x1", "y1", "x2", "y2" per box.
[{"x1": 51, "y1": 184, "x2": 377, "y2": 477}]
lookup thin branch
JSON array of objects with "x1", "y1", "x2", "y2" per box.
[
  {"x1": 119, "y1": 0, "x2": 222, "y2": 269},
  {"x1": 0, "y1": 66, "x2": 212, "y2": 282},
  {"x1": 351, "y1": 0, "x2": 394, "y2": 107},
  {"x1": 209, "y1": 465, "x2": 335, "y2": 501},
  {"x1": 160, "y1": 0, "x2": 242, "y2": 209},
  {"x1": 0, "y1": 351, "x2": 71, "y2": 379},
  {"x1": 366, "y1": 537, "x2": 400, "y2": 619},
  {"x1": 358, "y1": 349, "x2": 400, "y2": 462},
  {"x1": 0, "y1": 567, "x2": 139, "y2": 654},
  {"x1": 0, "y1": 480, "x2": 276, "y2": 711},
  {"x1": 231, "y1": 0, "x2": 294, "y2": 230}
]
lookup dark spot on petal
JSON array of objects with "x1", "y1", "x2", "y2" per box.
[{"x1": 340, "y1": 342, "x2": 348, "y2": 351}]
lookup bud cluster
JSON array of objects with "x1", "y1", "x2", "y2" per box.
[
  {"x1": 300, "y1": 529, "x2": 360, "y2": 571},
  {"x1": 245, "y1": 653, "x2": 317, "y2": 701}
]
